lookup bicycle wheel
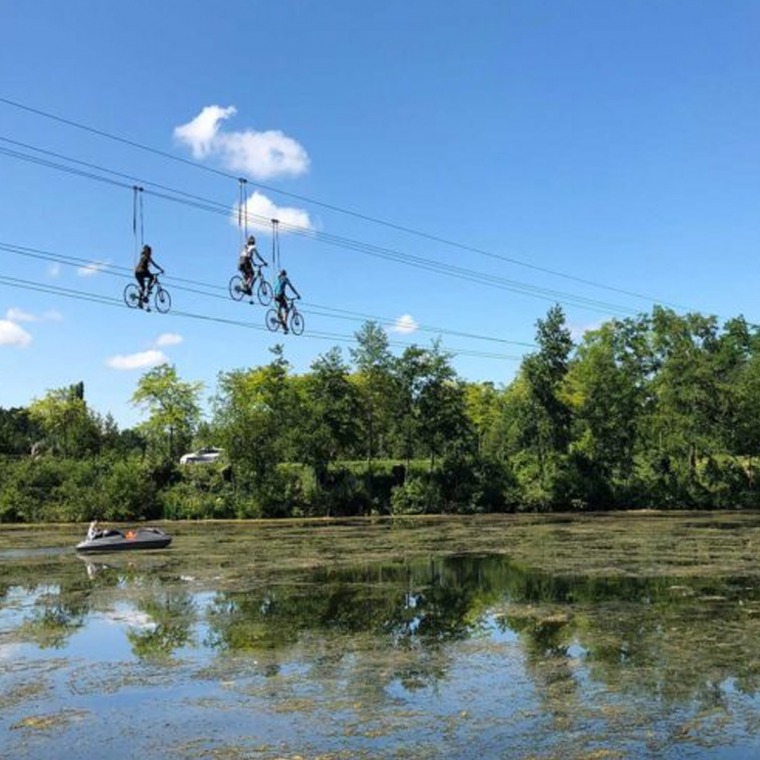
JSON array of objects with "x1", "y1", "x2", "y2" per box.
[
  {"x1": 229, "y1": 275, "x2": 245, "y2": 301},
  {"x1": 290, "y1": 310, "x2": 305, "y2": 336},
  {"x1": 123, "y1": 283, "x2": 142, "y2": 309},
  {"x1": 154, "y1": 288, "x2": 172, "y2": 314},
  {"x1": 265, "y1": 308, "x2": 281, "y2": 332},
  {"x1": 257, "y1": 280, "x2": 273, "y2": 306}
]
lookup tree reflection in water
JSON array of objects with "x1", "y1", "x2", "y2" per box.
[{"x1": 5, "y1": 532, "x2": 760, "y2": 757}]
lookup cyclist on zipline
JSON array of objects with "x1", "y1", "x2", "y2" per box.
[
  {"x1": 238, "y1": 235, "x2": 267, "y2": 295},
  {"x1": 135, "y1": 244, "x2": 164, "y2": 307},
  {"x1": 274, "y1": 269, "x2": 300, "y2": 333}
]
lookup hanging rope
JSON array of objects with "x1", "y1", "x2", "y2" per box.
[
  {"x1": 271, "y1": 218, "x2": 280, "y2": 270},
  {"x1": 238, "y1": 177, "x2": 248, "y2": 245},
  {"x1": 132, "y1": 185, "x2": 144, "y2": 264}
]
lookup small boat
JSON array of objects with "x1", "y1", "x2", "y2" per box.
[{"x1": 75, "y1": 526, "x2": 172, "y2": 554}]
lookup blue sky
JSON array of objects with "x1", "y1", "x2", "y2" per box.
[{"x1": 2, "y1": 1, "x2": 759, "y2": 428}]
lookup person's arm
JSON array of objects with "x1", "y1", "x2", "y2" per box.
[{"x1": 290, "y1": 281, "x2": 301, "y2": 299}]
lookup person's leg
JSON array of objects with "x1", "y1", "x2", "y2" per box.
[
  {"x1": 277, "y1": 297, "x2": 288, "y2": 331},
  {"x1": 136, "y1": 272, "x2": 147, "y2": 306}
]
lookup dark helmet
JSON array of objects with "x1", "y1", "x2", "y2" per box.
[
  {"x1": 142, "y1": 244, "x2": 152, "y2": 253},
  {"x1": 279, "y1": 269, "x2": 287, "y2": 276},
  {"x1": 247, "y1": 235, "x2": 256, "y2": 244}
]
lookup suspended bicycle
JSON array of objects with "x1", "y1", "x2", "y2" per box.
[
  {"x1": 123, "y1": 274, "x2": 171, "y2": 313},
  {"x1": 266, "y1": 296, "x2": 304, "y2": 336},
  {"x1": 229, "y1": 263, "x2": 273, "y2": 306}
]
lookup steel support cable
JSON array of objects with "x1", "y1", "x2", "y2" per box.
[
  {"x1": 303, "y1": 302, "x2": 536, "y2": 348},
  {"x1": 0, "y1": 275, "x2": 123, "y2": 307},
  {"x1": 238, "y1": 177, "x2": 248, "y2": 244},
  {"x1": 1, "y1": 244, "x2": 532, "y2": 349},
  {"x1": 0, "y1": 139, "x2": 677, "y2": 315},
  {"x1": 0, "y1": 143, "x2": 645, "y2": 313},
  {"x1": 272, "y1": 219, "x2": 280, "y2": 271},
  {"x1": 0, "y1": 132, "x2": 689, "y2": 313},
  {"x1": 0, "y1": 242, "x2": 536, "y2": 348},
  {"x1": 0, "y1": 274, "x2": 522, "y2": 361},
  {"x1": 0, "y1": 242, "x2": 230, "y2": 295},
  {"x1": 0, "y1": 145, "x2": 132, "y2": 191},
  {"x1": 132, "y1": 185, "x2": 145, "y2": 263},
  {"x1": 0, "y1": 96, "x2": 697, "y2": 310}
]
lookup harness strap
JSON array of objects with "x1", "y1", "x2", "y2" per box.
[
  {"x1": 238, "y1": 177, "x2": 248, "y2": 245},
  {"x1": 271, "y1": 218, "x2": 280, "y2": 270}
]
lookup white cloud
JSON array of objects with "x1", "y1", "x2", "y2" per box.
[
  {"x1": 154, "y1": 333, "x2": 183, "y2": 347},
  {"x1": 5, "y1": 307, "x2": 63, "y2": 323},
  {"x1": 6, "y1": 307, "x2": 36, "y2": 322},
  {"x1": 568, "y1": 321, "x2": 601, "y2": 341},
  {"x1": 174, "y1": 105, "x2": 310, "y2": 180},
  {"x1": 47, "y1": 262, "x2": 61, "y2": 278},
  {"x1": 77, "y1": 260, "x2": 109, "y2": 277},
  {"x1": 0, "y1": 319, "x2": 32, "y2": 347},
  {"x1": 106, "y1": 349, "x2": 167, "y2": 370},
  {"x1": 390, "y1": 314, "x2": 419, "y2": 335},
  {"x1": 173, "y1": 105, "x2": 237, "y2": 158},
  {"x1": 235, "y1": 191, "x2": 314, "y2": 233}
]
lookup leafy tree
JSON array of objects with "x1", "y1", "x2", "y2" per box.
[
  {"x1": 299, "y1": 347, "x2": 362, "y2": 482},
  {"x1": 350, "y1": 321, "x2": 397, "y2": 466},
  {"x1": 728, "y1": 350, "x2": 760, "y2": 483},
  {"x1": 414, "y1": 341, "x2": 472, "y2": 468},
  {"x1": 131, "y1": 364, "x2": 203, "y2": 462},
  {"x1": 27, "y1": 383, "x2": 102, "y2": 457},
  {"x1": 566, "y1": 321, "x2": 643, "y2": 484},
  {"x1": 0, "y1": 407, "x2": 41, "y2": 456},
  {"x1": 463, "y1": 381, "x2": 507, "y2": 461},
  {"x1": 212, "y1": 346, "x2": 301, "y2": 515},
  {"x1": 520, "y1": 305, "x2": 574, "y2": 469},
  {"x1": 646, "y1": 309, "x2": 724, "y2": 489},
  {"x1": 393, "y1": 345, "x2": 428, "y2": 464}
]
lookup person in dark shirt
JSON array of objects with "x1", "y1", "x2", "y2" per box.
[{"x1": 134, "y1": 244, "x2": 164, "y2": 306}]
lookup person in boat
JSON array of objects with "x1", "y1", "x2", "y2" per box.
[{"x1": 86, "y1": 520, "x2": 102, "y2": 541}]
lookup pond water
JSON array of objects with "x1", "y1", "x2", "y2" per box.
[{"x1": 3, "y1": 513, "x2": 760, "y2": 759}]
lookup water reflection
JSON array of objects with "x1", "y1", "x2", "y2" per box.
[
  {"x1": 4, "y1": 520, "x2": 760, "y2": 758},
  {"x1": 3, "y1": 551, "x2": 760, "y2": 684}
]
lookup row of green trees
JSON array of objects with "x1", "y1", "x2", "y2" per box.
[{"x1": 3, "y1": 304, "x2": 760, "y2": 522}]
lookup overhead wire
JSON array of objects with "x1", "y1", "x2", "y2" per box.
[
  {"x1": 0, "y1": 242, "x2": 532, "y2": 355},
  {"x1": 0, "y1": 138, "x2": 673, "y2": 317},
  {"x1": 0, "y1": 95, "x2": 697, "y2": 312},
  {"x1": 0, "y1": 273, "x2": 524, "y2": 361}
]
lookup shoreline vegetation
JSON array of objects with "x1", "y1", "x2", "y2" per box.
[{"x1": 4, "y1": 306, "x2": 760, "y2": 523}]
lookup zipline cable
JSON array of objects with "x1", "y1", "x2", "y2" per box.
[
  {"x1": 0, "y1": 140, "x2": 661, "y2": 317},
  {"x1": 0, "y1": 273, "x2": 524, "y2": 361},
  {"x1": 0, "y1": 98, "x2": 697, "y2": 310},
  {"x1": 0, "y1": 242, "x2": 537, "y2": 349}
]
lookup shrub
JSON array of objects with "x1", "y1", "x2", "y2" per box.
[{"x1": 390, "y1": 475, "x2": 442, "y2": 515}]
